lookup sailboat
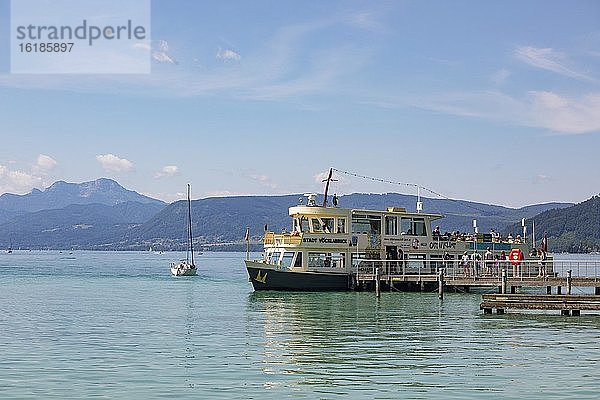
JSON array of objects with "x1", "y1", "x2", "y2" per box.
[{"x1": 170, "y1": 184, "x2": 197, "y2": 276}]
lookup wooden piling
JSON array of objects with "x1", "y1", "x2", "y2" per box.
[
  {"x1": 567, "y1": 270, "x2": 572, "y2": 295},
  {"x1": 438, "y1": 269, "x2": 444, "y2": 300},
  {"x1": 375, "y1": 267, "x2": 381, "y2": 298},
  {"x1": 557, "y1": 286, "x2": 562, "y2": 294},
  {"x1": 546, "y1": 286, "x2": 552, "y2": 294},
  {"x1": 595, "y1": 287, "x2": 600, "y2": 295},
  {"x1": 501, "y1": 268, "x2": 507, "y2": 294}
]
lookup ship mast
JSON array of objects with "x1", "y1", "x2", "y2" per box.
[
  {"x1": 187, "y1": 184, "x2": 194, "y2": 266},
  {"x1": 322, "y1": 168, "x2": 337, "y2": 207}
]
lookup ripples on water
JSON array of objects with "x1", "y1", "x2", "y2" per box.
[{"x1": 1, "y1": 251, "x2": 600, "y2": 399}]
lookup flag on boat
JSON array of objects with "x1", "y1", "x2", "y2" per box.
[
  {"x1": 244, "y1": 227, "x2": 249, "y2": 241},
  {"x1": 541, "y1": 232, "x2": 548, "y2": 252}
]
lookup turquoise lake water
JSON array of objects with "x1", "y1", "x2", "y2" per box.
[{"x1": 1, "y1": 251, "x2": 600, "y2": 399}]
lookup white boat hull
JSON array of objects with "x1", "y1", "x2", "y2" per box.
[{"x1": 170, "y1": 262, "x2": 197, "y2": 276}]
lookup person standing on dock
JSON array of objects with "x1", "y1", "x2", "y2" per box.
[
  {"x1": 484, "y1": 247, "x2": 493, "y2": 276},
  {"x1": 500, "y1": 250, "x2": 507, "y2": 275},
  {"x1": 538, "y1": 249, "x2": 547, "y2": 277},
  {"x1": 462, "y1": 252, "x2": 470, "y2": 277}
]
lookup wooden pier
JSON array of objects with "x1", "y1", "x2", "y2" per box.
[
  {"x1": 480, "y1": 293, "x2": 600, "y2": 316},
  {"x1": 355, "y1": 260, "x2": 600, "y2": 299}
]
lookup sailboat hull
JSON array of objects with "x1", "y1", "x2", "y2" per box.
[{"x1": 170, "y1": 263, "x2": 197, "y2": 276}]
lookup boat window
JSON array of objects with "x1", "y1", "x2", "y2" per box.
[
  {"x1": 333, "y1": 253, "x2": 346, "y2": 269},
  {"x1": 385, "y1": 216, "x2": 397, "y2": 236},
  {"x1": 351, "y1": 214, "x2": 381, "y2": 234},
  {"x1": 308, "y1": 252, "x2": 345, "y2": 268},
  {"x1": 293, "y1": 251, "x2": 303, "y2": 268},
  {"x1": 281, "y1": 252, "x2": 295, "y2": 269},
  {"x1": 308, "y1": 252, "x2": 326, "y2": 268},
  {"x1": 413, "y1": 218, "x2": 427, "y2": 236},
  {"x1": 400, "y1": 217, "x2": 427, "y2": 236},
  {"x1": 268, "y1": 251, "x2": 281, "y2": 265},
  {"x1": 311, "y1": 218, "x2": 322, "y2": 232},
  {"x1": 300, "y1": 217, "x2": 309, "y2": 233},
  {"x1": 337, "y1": 218, "x2": 346, "y2": 234},
  {"x1": 401, "y1": 217, "x2": 412, "y2": 234},
  {"x1": 322, "y1": 218, "x2": 334, "y2": 233}
]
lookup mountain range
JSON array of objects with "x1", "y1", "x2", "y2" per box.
[{"x1": 0, "y1": 178, "x2": 583, "y2": 251}]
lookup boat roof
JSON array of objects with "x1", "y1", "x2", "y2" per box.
[{"x1": 289, "y1": 205, "x2": 443, "y2": 220}]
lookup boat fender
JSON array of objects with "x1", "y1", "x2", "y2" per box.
[{"x1": 509, "y1": 248, "x2": 524, "y2": 266}]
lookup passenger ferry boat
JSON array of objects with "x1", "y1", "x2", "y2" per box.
[{"x1": 245, "y1": 176, "x2": 543, "y2": 291}]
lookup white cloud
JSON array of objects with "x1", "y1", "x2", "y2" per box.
[
  {"x1": 133, "y1": 42, "x2": 151, "y2": 51},
  {"x1": 368, "y1": 89, "x2": 600, "y2": 135},
  {"x1": 35, "y1": 154, "x2": 58, "y2": 172},
  {"x1": 158, "y1": 40, "x2": 169, "y2": 52},
  {"x1": 527, "y1": 91, "x2": 600, "y2": 134},
  {"x1": 152, "y1": 40, "x2": 177, "y2": 64},
  {"x1": 515, "y1": 46, "x2": 597, "y2": 82},
  {"x1": 532, "y1": 174, "x2": 552, "y2": 184},
  {"x1": 216, "y1": 49, "x2": 241, "y2": 62},
  {"x1": 0, "y1": 164, "x2": 43, "y2": 195},
  {"x1": 154, "y1": 165, "x2": 179, "y2": 178},
  {"x1": 152, "y1": 51, "x2": 176, "y2": 64},
  {"x1": 205, "y1": 190, "x2": 245, "y2": 197},
  {"x1": 249, "y1": 174, "x2": 277, "y2": 189},
  {"x1": 0, "y1": 16, "x2": 373, "y2": 101},
  {"x1": 96, "y1": 154, "x2": 135, "y2": 172}
]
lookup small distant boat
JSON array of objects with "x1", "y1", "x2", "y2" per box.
[
  {"x1": 170, "y1": 184, "x2": 197, "y2": 277},
  {"x1": 6, "y1": 240, "x2": 13, "y2": 254}
]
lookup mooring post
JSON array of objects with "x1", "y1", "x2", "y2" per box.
[
  {"x1": 438, "y1": 268, "x2": 444, "y2": 300},
  {"x1": 567, "y1": 270, "x2": 572, "y2": 295},
  {"x1": 501, "y1": 267, "x2": 507, "y2": 294},
  {"x1": 557, "y1": 286, "x2": 562, "y2": 294},
  {"x1": 595, "y1": 286, "x2": 600, "y2": 296},
  {"x1": 375, "y1": 266, "x2": 381, "y2": 298},
  {"x1": 546, "y1": 286, "x2": 552, "y2": 294}
]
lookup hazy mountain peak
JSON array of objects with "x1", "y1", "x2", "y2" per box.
[{"x1": 0, "y1": 178, "x2": 165, "y2": 212}]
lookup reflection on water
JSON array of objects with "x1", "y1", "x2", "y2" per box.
[
  {"x1": 246, "y1": 290, "x2": 600, "y2": 398},
  {"x1": 1, "y1": 251, "x2": 600, "y2": 399}
]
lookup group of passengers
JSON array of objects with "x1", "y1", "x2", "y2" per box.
[
  {"x1": 432, "y1": 226, "x2": 524, "y2": 244},
  {"x1": 461, "y1": 247, "x2": 509, "y2": 277}
]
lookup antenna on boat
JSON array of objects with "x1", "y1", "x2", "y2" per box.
[
  {"x1": 322, "y1": 168, "x2": 337, "y2": 207},
  {"x1": 416, "y1": 185, "x2": 423, "y2": 213}
]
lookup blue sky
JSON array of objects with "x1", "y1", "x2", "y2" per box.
[{"x1": 0, "y1": 0, "x2": 599, "y2": 207}]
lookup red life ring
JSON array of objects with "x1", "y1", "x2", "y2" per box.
[{"x1": 509, "y1": 248, "x2": 524, "y2": 266}]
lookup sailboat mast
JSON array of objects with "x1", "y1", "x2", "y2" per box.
[{"x1": 187, "y1": 184, "x2": 194, "y2": 266}]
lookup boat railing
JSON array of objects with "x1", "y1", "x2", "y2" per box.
[
  {"x1": 354, "y1": 259, "x2": 600, "y2": 280},
  {"x1": 264, "y1": 232, "x2": 303, "y2": 246}
]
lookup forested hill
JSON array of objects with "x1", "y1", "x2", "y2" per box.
[{"x1": 505, "y1": 195, "x2": 600, "y2": 253}]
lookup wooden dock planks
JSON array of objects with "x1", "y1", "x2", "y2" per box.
[{"x1": 480, "y1": 293, "x2": 600, "y2": 315}]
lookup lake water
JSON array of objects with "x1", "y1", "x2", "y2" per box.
[{"x1": 1, "y1": 251, "x2": 600, "y2": 399}]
